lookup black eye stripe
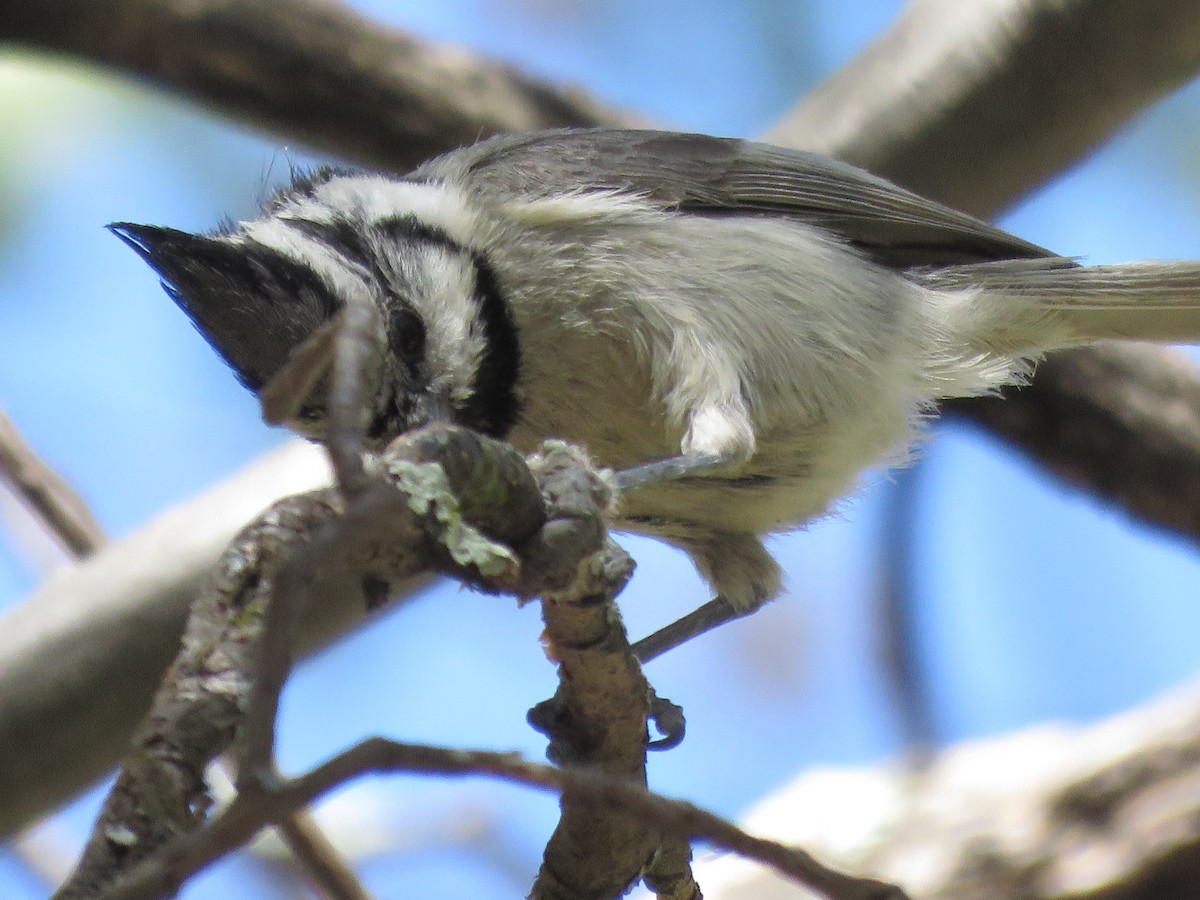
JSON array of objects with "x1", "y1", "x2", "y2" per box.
[
  {"x1": 373, "y1": 215, "x2": 463, "y2": 254},
  {"x1": 282, "y1": 217, "x2": 377, "y2": 271},
  {"x1": 389, "y1": 306, "x2": 426, "y2": 361}
]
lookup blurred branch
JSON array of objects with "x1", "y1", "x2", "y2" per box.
[
  {"x1": 767, "y1": 0, "x2": 1200, "y2": 216},
  {"x1": 945, "y1": 344, "x2": 1200, "y2": 540},
  {"x1": 0, "y1": 409, "x2": 106, "y2": 557},
  {"x1": 3, "y1": 0, "x2": 1200, "y2": 841},
  {"x1": 767, "y1": 0, "x2": 1200, "y2": 548},
  {"x1": 699, "y1": 679, "x2": 1200, "y2": 899},
  {"x1": 877, "y1": 465, "x2": 937, "y2": 758},
  {"x1": 270, "y1": 809, "x2": 371, "y2": 900},
  {"x1": 211, "y1": 761, "x2": 372, "y2": 900},
  {"x1": 0, "y1": 0, "x2": 629, "y2": 174}
]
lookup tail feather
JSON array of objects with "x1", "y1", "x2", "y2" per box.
[{"x1": 919, "y1": 258, "x2": 1200, "y2": 346}]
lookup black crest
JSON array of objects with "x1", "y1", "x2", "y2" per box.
[{"x1": 109, "y1": 223, "x2": 339, "y2": 392}]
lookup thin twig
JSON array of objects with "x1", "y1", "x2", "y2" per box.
[
  {"x1": 259, "y1": 317, "x2": 340, "y2": 427},
  {"x1": 272, "y1": 801, "x2": 373, "y2": 900},
  {"x1": 325, "y1": 300, "x2": 384, "y2": 497},
  {"x1": 212, "y1": 759, "x2": 372, "y2": 900},
  {"x1": 0, "y1": 409, "x2": 106, "y2": 557},
  {"x1": 105, "y1": 738, "x2": 908, "y2": 900},
  {"x1": 242, "y1": 302, "x2": 383, "y2": 780},
  {"x1": 236, "y1": 512, "x2": 338, "y2": 784},
  {"x1": 878, "y1": 465, "x2": 937, "y2": 759}
]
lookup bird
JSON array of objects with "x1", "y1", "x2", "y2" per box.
[{"x1": 107, "y1": 127, "x2": 1200, "y2": 647}]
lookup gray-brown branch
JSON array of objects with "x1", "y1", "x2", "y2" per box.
[
  {"x1": 0, "y1": 409, "x2": 106, "y2": 558},
  {"x1": 698, "y1": 679, "x2": 1200, "y2": 899},
  {"x1": 0, "y1": 0, "x2": 627, "y2": 175},
  {"x1": 101, "y1": 737, "x2": 906, "y2": 900},
  {"x1": 55, "y1": 424, "x2": 558, "y2": 898},
  {"x1": 525, "y1": 444, "x2": 660, "y2": 898}
]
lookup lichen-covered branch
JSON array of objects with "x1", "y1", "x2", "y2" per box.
[
  {"x1": 524, "y1": 446, "x2": 659, "y2": 898},
  {"x1": 54, "y1": 424, "x2": 552, "y2": 899}
]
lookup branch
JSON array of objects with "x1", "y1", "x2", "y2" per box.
[
  {"x1": 54, "y1": 424, "x2": 556, "y2": 897},
  {"x1": 524, "y1": 445, "x2": 657, "y2": 897},
  {"x1": 103, "y1": 738, "x2": 905, "y2": 900},
  {"x1": 0, "y1": 408, "x2": 105, "y2": 557},
  {"x1": 699, "y1": 679, "x2": 1200, "y2": 899},
  {"x1": 767, "y1": 0, "x2": 1200, "y2": 216},
  {"x1": 0, "y1": 0, "x2": 627, "y2": 174}
]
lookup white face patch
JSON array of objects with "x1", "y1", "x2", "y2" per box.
[
  {"x1": 403, "y1": 244, "x2": 488, "y2": 403},
  {"x1": 236, "y1": 217, "x2": 370, "y2": 306},
  {"x1": 239, "y1": 175, "x2": 496, "y2": 420}
]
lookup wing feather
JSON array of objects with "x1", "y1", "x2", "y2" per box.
[{"x1": 415, "y1": 128, "x2": 1056, "y2": 267}]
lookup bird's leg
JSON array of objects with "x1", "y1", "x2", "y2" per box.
[
  {"x1": 614, "y1": 454, "x2": 772, "y2": 662},
  {"x1": 631, "y1": 596, "x2": 747, "y2": 662},
  {"x1": 613, "y1": 452, "x2": 729, "y2": 490}
]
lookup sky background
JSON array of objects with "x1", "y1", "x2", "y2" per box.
[{"x1": 3, "y1": 0, "x2": 1200, "y2": 897}]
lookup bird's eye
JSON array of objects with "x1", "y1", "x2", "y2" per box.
[{"x1": 390, "y1": 307, "x2": 426, "y2": 361}]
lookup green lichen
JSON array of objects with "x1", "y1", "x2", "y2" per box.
[{"x1": 385, "y1": 459, "x2": 519, "y2": 578}]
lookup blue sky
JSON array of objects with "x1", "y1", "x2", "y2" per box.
[{"x1": 3, "y1": 1, "x2": 1200, "y2": 897}]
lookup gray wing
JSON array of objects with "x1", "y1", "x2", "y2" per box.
[{"x1": 415, "y1": 128, "x2": 1055, "y2": 268}]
